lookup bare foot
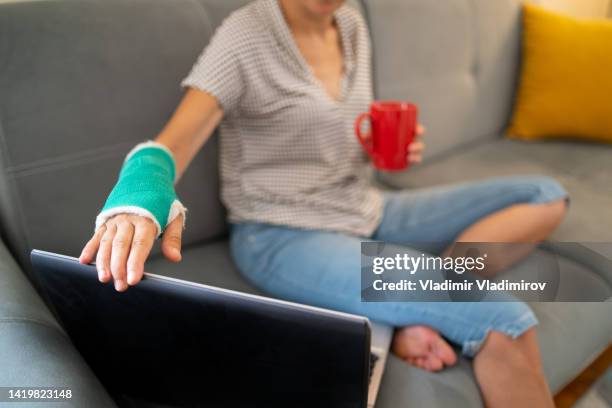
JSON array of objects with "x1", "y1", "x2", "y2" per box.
[{"x1": 392, "y1": 326, "x2": 457, "y2": 372}]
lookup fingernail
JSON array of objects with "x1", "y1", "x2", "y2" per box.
[
  {"x1": 127, "y1": 270, "x2": 137, "y2": 285},
  {"x1": 114, "y1": 280, "x2": 127, "y2": 292}
]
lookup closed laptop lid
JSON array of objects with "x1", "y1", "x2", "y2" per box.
[{"x1": 31, "y1": 250, "x2": 371, "y2": 408}]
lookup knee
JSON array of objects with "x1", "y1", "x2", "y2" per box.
[
  {"x1": 525, "y1": 176, "x2": 568, "y2": 227},
  {"x1": 546, "y1": 198, "x2": 568, "y2": 223},
  {"x1": 533, "y1": 197, "x2": 568, "y2": 231}
]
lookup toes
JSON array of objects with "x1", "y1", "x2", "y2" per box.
[
  {"x1": 391, "y1": 342, "x2": 407, "y2": 358},
  {"x1": 426, "y1": 356, "x2": 444, "y2": 371},
  {"x1": 433, "y1": 338, "x2": 458, "y2": 366},
  {"x1": 404, "y1": 355, "x2": 444, "y2": 372},
  {"x1": 404, "y1": 357, "x2": 417, "y2": 367},
  {"x1": 416, "y1": 357, "x2": 428, "y2": 370},
  {"x1": 394, "y1": 325, "x2": 458, "y2": 371}
]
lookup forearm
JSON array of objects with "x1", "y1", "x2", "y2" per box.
[
  {"x1": 96, "y1": 88, "x2": 222, "y2": 236},
  {"x1": 155, "y1": 87, "x2": 223, "y2": 180}
]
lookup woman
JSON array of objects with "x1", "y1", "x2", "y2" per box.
[{"x1": 80, "y1": 0, "x2": 567, "y2": 406}]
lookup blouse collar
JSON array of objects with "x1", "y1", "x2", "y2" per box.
[{"x1": 261, "y1": 0, "x2": 356, "y2": 82}]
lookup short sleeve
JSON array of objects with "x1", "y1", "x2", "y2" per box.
[{"x1": 181, "y1": 19, "x2": 245, "y2": 114}]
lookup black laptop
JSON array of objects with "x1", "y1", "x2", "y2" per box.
[{"x1": 30, "y1": 250, "x2": 389, "y2": 408}]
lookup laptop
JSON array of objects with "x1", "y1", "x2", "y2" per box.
[{"x1": 30, "y1": 250, "x2": 391, "y2": 408}]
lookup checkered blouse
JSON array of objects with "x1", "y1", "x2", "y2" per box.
[{"x1": 182, "y1": 0, "x2": 383, "y2": 236}]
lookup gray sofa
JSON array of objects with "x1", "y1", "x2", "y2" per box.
[{"x1": 0, "y1": 0, "x2": 611, "y2": 407}]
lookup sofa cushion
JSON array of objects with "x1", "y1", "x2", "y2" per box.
[
  {"x1": 379, "y1": 138, "x2": 612, "y2": 241},
  {"x1": 531, "y1": 302, "x2": 612, "y2": 391},
  {"x1": 147, "y1": 239, "x2": 612, "y2": 407},
  {"x1": 376, "y1": 302, "x2": 612, "y2": 408},
  {"x1": 494, "y1": 247, "x2": 612, "y2": 302},
  {"x1": 146, "y1": 240, "x2": 262, "y2": 295},
  {"x1": 0, "y1": 0, "x2": 226, "y2": 270},
  {"x1": 0, "y1": 240, "x2": 60, "y2": 329},
  {"x1": 0, "y1": 323, "x2": 118, "y2": 407},
  {"x1": 0, "y1": 239, "x2": 115, "y2": 407},
  {"x1": 360, "y1": 0, "x2": 523, "y2": 159},
  {"x1": 377, "y1": 357, "x2": 482, "y2": 408},
  {"x1": 508, "y1": 4, "x2": 612, "y2": 143}
]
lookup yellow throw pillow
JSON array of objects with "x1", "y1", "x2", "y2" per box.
[{"x1": 507, "y1": 3, "x2": 612, "y2": 143}]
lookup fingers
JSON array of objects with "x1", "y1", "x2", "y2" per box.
[
  {"x1": 110, "y1": 221, "x2": 135, "y2": 292},
  {"x1": 79, "y1": 226, "x2": 106, "y2": 264},
  {"x1": 92, "y1": 215, "x2": 157, "y2": 291},
  {"x1": 161, "y1": 215, "x2": 184, "y2": 263},
  {"x1": 126, "y1": 219, "x2": 156, "y2": 286},
  {"x1": 96, "y1": 224, "x2": 116, "y2": 283},
  {"x1": 408, "y1": 140, "x2": 425, "y2": 164},
  {"x1": 417, "y1": 124, "x2": 426, "y2": 136},
  {"x1": 409, "y1": 140, "x2": 425, "y2": 154},
  {"x1": 408, "y1": 154, "x2": 423, "y2": 165}
]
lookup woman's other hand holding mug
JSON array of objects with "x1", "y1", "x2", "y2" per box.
[{"x1": 408, "y1": 125, "x2": 426, "y2": 165}]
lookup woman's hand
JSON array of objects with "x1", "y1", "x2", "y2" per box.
[
  {"x1": 79, "y1": 213, "x2": 184, "y2": 292},
  {"x1": 408, "y1": 125, "x2": 426, "y2": 165},
  {"x1": 79, "y1": 88, "x2": 224, "y2": 292}
]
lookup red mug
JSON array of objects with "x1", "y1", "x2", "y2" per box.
[{"x1": 355, "y1": 101, "x2": 418, "y2": 171}]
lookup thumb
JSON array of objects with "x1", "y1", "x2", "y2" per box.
[{"x1": 161, "y1": 215, "x2": 184, "y2": 263}]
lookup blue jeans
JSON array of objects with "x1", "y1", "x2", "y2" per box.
[{"x1": 230, "y1": 176, "x2": 568, "y2": 356}]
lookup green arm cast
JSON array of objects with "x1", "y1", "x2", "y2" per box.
[{"x1": 95, "y1": 142, "x2": 186, "y2": 237}]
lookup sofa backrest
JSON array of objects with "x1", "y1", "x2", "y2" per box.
[
  {"x1": 0, "y1": 0, "x2": 249, "y2": 269},
  {"x1": 361, "y1": 0, "x2": 523, "y2": 159},
  {"x1": 0, "y1": 0, "x2": 518, "y2": 269},
  {"x1": 0, "y1": 0, "x2": 365, "y2": 269}
]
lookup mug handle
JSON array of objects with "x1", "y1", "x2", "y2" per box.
[{"x1": 354, "y1": 113, "x2": 377, "y2": 160}]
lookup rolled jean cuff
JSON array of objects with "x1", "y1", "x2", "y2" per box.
[
  {"x1": 528, "y1": 176, "x2": 570, "y2": 205},
  {"x1": 461, "y1": 310, "x2": 539, "y2": 358}
]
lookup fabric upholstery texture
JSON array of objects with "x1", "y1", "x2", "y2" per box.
[
  {"x1": 508, "y1": 4, "x2": 612, "y2": 143},
  {"x1": 0, "y1": 0, "x2": 610, "y2": 407},
  {"x1": 379, "y1": 138, "x2": 612, "y2": 241},
  {"x1": 0, "y1": 0, "x2": 226, "y2": 271},
  {"x1": 0, "y1": 238, "x2": 116, "y2": 407},
  {"x1": 360, "y1": 0, "x2": 523, "y2": 159}
]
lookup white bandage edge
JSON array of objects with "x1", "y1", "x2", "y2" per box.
[
  {"x1": 125, "y1": 141, "x2": 178, "y2": 183},
  {"x1": 167, "y1": 199, "x2": 188, "y2": 231},
  {"x1": 95, "y1": 141, "x2": 186, "y2": 237},
  {"x1": 95, "y1": 200, "x2": 187, "y2": 238}
]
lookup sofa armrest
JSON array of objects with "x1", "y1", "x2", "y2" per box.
[
  {"x1": 542, "y1": 242, "x2": 612, "y2": 291},
  {"x1": 0, "y1": 238, "x2": 116, "y2": 407}
]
